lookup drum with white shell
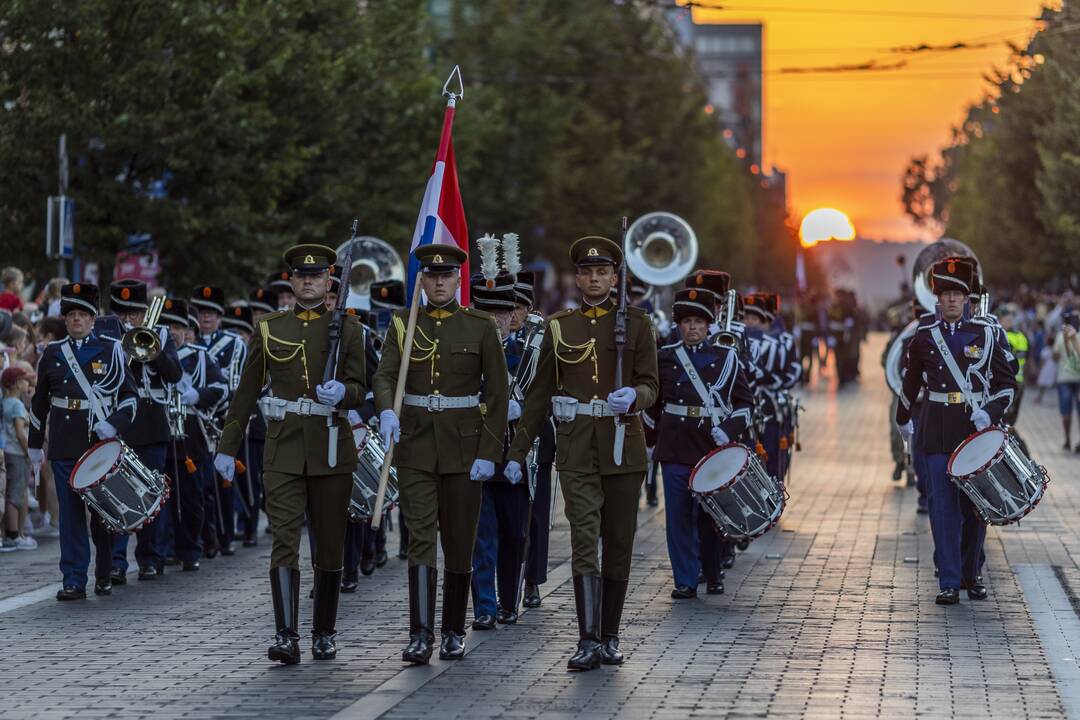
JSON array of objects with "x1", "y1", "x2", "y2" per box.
[
  {"x1": 689, "y1": 442, "x2": 785, "y2": 540},
  {"x1": 947, "y1": 427, "x2": 1048, "y2": 525},
  {"x1": 69, "y1": 438, "x2": 170, "y2": 533}
]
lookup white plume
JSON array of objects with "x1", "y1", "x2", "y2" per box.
[
  {"x1": 477, "y1": 233, "x2": 501, "y2": 285},
  {"x1": 502, "y1": 232, "x2": 521, "y2": 278}
]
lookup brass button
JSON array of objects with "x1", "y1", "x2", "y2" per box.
[
  {"x1": 590, "y1": 319, "x2": 596, "y2": 325},
  {"x1": 303, "y1": 322, "x2": 308, "y2": 327},
  {"x1": 436, "y1": 321, "x2": 442, "y2": 327},
  {"x1": 434, "y1": 389, "x2": 441, "y2": 395},
  {"x1": 302, "y1": 339, "x2": 307, "y2": 344},
  {"x1": 435, "y1": 372, "x2": 440, "y2": 378},
  {"x1": 592, "y1": 395, "x2": 598, "y2": 400},
  {"x1": 592, "y1": 375, "x2": 598, "y2": 382},
  {"x1": 436, "y1": 354, "x2": 441, "y2": 360}
]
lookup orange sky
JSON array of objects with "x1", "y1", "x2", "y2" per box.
[{"x1": 687, "y1": 0, "x2": 1049, "y2": 241}]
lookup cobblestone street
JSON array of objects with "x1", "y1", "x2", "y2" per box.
[{"x1": 2, "y1": 333, "x2": 1078, "y2": 720}]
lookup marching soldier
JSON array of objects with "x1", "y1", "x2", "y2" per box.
[
  {"x1": 191, "y1": 285, "x2": 248, "y2": 556},
  {"x1": 469, "y1": 270, "x2": 528, "y2": 630},
  {"x1": 506, "y1": 236, "x2": 659, "y2": 671},
  {"x1": 245, "y1": 287, "x2": 279, "y2": 543},
  {"x1": 222, "y1": 303, "x2": 263, "y2": 542},
  {"x1": 373, "y1": 244, "x2": 509, "y2": 665},
  {"x1": 28, "y1": 283, "x2": 139, "y2": 600},
  {"x1": 161, "y1": 298, "x2": 229, "y2": 570},
  {"x1": 896, "y1": 258, "x2": 1016, "y2": 605},
  {"x1": 109, "y1": 280, "x2": 183, "y2": 582},
  {"x1": 267, "y1": 270, "x2": 296, "y2": 311},
  {"x1": 649, "y1": 288, "x2": 754, "y2": 598},
  {"x1": 215, "y1": 244, "x2": 368, "y2": 664}
]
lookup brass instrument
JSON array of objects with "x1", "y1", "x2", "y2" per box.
[
  {"x1": 624, "y1": 212, "x2": 698, "y2": 288},
  {"x1": 977, "y1": 292, "x2": 991, "y2": 319},
  {"x1": 715, "y1": 289, "x2": 740, "y2": 350},
  {"x1": 334, "y1": 235, "x2": 405, "y2": 309},
  {"x1": 911, "y1": 237, "x2": 981, "y2": 314},
  {"x1": 122, "y1": 294, "x2": 166, "y2": 362},
  {"x1": 167, "y1": 379, "x2": 187, "y2": 439}
]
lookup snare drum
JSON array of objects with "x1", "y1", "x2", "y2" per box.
[
  {"x1": 348, "y1": 422, "x2": 399, "y2": 522},
  {"x1": 947, "y1": 427, "x2": 1048, "y2": 525},
  {"x1": 689, "y1": 442, "x2": 785, "y2": 540},
  {"x1": 70, "y1": 439, "x2": 170, "y2": 533}
]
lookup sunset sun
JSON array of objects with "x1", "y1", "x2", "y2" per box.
[{"x1": 799, "y1": 208, "x2": 856, "y2": 248}]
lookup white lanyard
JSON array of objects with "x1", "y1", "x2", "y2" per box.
[
  {"x1": 60, "y1": 341, "x2": 108, "y2": 433},
  {"x1": 929, "y1": 325, "x2": 982, "y2": 412},
  {"x1": 674, "y1": 345, "x2": 732, "y2": 427}
]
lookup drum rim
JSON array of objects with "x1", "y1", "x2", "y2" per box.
[
  {"x1": 689, "y1": 442, "x2": 751, "y2": 493},
  {"x1": 69, "y1": 438, "x2": 126, "y2": 493},
  {"x1": 947, "y1": 427, "x2": 1008, "y2": 480}
]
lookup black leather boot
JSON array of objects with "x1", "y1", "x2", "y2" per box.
[
  {"x1": 567, "y1": 575, "x2": 603, "y2": 671},
  {"x1": 439, "y1": 570, "x2": 471, "y2": 660},
  {"x1": 600, "y1": 577, "x2": 628, "y2": 665},
  {"x1": 402, "y1": 565, "x2": 436, "y2": 664},
  {"x1": 312, "y1": 567, "x2": 343, "y2": 660},
  {"x1": 268, "y1": 567, "x2": 301, "y2": 665}
]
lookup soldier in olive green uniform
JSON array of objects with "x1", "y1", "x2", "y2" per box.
[
  {"x1": 505, "y1": 236, "x2": 658, "y2": 671},
  {"x1": 374, "y1": 243, "x2": 509, "y2": 665},
  {"x1": 216, "y1": 244, "x2": 367, "y2": 666}
]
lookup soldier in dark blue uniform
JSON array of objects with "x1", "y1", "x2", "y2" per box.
[
  {"x1": 108, "y1": 281, "x2": 183, "y2": 582},
  {"x1": 28, "y1": 283, "x2": 139, "y2": 600},
  {"x1": 896, "y1": 258, "x2": 1016, "y2": 605},
  {"x1": 470, "y1": 271, "x2": 530, "y2": 629},
  {"x1": 191, "y1": 285, "x2": 248, "y2": 556},
  {"x1": 246, "y1": 287, "x2": 279, "y2": 543},
  {"x1": 742, "y1": 294, "x2": 784, "y2": 479},
  {"x1": 648, "y1": 288, "x2": 754, "y2": 598},
  {"x1": 515, "y1": 271, "x2": 556, "y2": 610},
  {"x1": 161, "y1": 298, "x2": 229, "y2": 570}
]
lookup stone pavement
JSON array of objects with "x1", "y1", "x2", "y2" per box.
[{"x1": 1, "y1": 332, "x2": 1078, "y2": 720}]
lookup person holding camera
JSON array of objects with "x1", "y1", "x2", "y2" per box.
[{"x1": 1053, "y1": 314, "x2": 1080, "y2": 450}]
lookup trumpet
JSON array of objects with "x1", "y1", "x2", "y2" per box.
[
  {"x1": 167, "y1": 382, "x2": 187, "y2": 439},
  {"x1": 122, "y1": 294, "x2": 166, "y2": 362}
]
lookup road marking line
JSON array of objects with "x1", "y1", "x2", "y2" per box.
[{"x1": 1015, "y1": 563, "x2": 1080, "y2": 720}]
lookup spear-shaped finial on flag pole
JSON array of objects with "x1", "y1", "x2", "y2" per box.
[{"x1": 442, "y1": 64, "x2": 464, "y2": 104}]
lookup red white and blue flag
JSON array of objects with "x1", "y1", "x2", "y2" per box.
[{"x1": 407, "y1": 101, "x2": 470, "y2": 306}]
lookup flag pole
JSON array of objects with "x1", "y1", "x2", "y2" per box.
[{"x1": 371, "y1": 66, "x2": 464, "y2": 529}]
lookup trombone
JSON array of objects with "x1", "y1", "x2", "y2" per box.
[{"x1": 122, "y1": 294, "x2": 166, "y2": 362}]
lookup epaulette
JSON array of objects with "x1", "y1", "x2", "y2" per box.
[
  {"x1": 970, "y1": 316, "x2": 998, "y2": 328},
  {"x1": 628, "y1": 306, "x2": 649, "y2": 318},
  {"x1": 260, "y1": 310, "x2": 288, "y2": 323},
  {"x1": 916, "y1": 317, "x2": 940, "y2": 332},
  {"x1": 549, "y1": 308, "x2": 574, "y2": 320},
  {"x1": 462, "y1": 306, "x2": 494, "y2": 321}
]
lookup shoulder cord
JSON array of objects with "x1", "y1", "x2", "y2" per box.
[
  {"x1": 547, "y1": 318, "x2": 597, "y2": 389},
  {"x1": 260, "y1": 320, "x2": 307, "y2": 389},
  {"x1": 393, "y1": 316, "x2": 439, "y2": 385}
]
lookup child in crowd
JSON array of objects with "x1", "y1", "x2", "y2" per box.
[{"x1": 2, "y1": 366, "x2": 35, "y2": 551}]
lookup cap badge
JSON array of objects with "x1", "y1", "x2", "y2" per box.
[
  {"x1": 304, "y1": 254, "x2": 315, "y2": 264},
  {"x1": 73, "y1": 284, "x2": 81, "y2": 294},
  {"x1": 947, "y1": 260, "x2": 956, "y2": 273},
  {"x1": 688, "y1": 290, "x2": 698, "y2": 300},
  {"x1": 165, "y1": 300, "x2": 173, "y2": 310},
  {"x1": 433, "y1": 254, "x2": 443, "y2": 264},
  {"x1": 202, "y1": 287, "x2": 212, "y2": 298},
  {"x1": 696, "y1": 275, "x2": 703, "y2": 285},
  {"x1": 380, "y1": 287, "x2": 388, "y2": 298},
  {"x1": 121, "y1": 288, "x2": 131, "y2": 300},
  {"x1": 587, "y1": 248, "x2": 599, "y2": 257}
]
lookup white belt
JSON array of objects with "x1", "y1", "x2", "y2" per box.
[
  {"x1": 51, "y1": 396, "x2": 96, "y2": 411},
  {"x1": 136, "y1": 387, "x2": 167, "y2": 401},
  {"x1": 574, "y1": 399, "x2": 617, "y2": 418},
  {"x1": 402, "y1": 393, "x2": 481, "y2": 412},
  {"x1": 663, "y1": 402, "x2": 724, "y2": 419},
  {"x1": 927, "y1": 390, "x2": 986, "y2": 405},
  {"x1": 258, "y1": 396, "x2": 342, "y2": 420}
]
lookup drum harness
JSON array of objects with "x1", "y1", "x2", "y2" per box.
[
  {"x1": 58, "y1": 341, "x2": 126, "y2": 441},
  {"x1": 664, "y1": 345, "x2": 737, "y2": 429},
  {"x1": 928, "y1": 324, "x2": 994, "y2": 413}
]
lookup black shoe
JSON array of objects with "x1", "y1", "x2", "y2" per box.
[
  {"x1": 312, "y1": 567, "x2": 343, "y2": 660},
  {"x1": 265, "y1": 525, "x2": 273, "y2": 535},
  {"x1": 220, "y1": 542, "x2": 235, "y2": 557},
  {"x1": 110, "y1": 569, "x2": 127, "y2": 585},
  {"x1": 935, "y1": 588, "x2": 960, "y2": 605},
  {"x1": 402, "y1": 565, "x2": 437, "y2": 665},
  {"x1": 155, "y1": 564, "x2": 165, "y2": 577},
  {"x1": 647, "y1": 496, "x2": 659, "y2": 507},
  {"x1": 706, "y1": 581, "x2": 725, "y2": 595},
  {"x1": 600, "y1": 577, "x2": 628, "y2": 666},
  {"x1": 721, "y1": 555, "x2": 735, "y2": 570},
  {"x1": 94, "y1": 578, "x2": 112, "y2": 596},
  {"x1": 164, "y1": 556, "x2": 181, "y2": 567},
  {"x1": 671, "y1": 585, "x2": 697, "y2": 599},
  {"x1": 375, "y1": 549, "x2": 389, "y2": 568},
  {"x1": 567, "y1": 575, "x2": 603, "y2": 671},
  {"x1": 523, "y1": 584, "x2": 541, "y2": 608},
  {"x1": 360, "y1": 556, "x2": 376, "y2": 576},
  {"x1": 965, "y1": 583, "x2": 989, "y2": 600},
  {"x1": 243, "y1": 537, "x2": 258, "y2": 548},
  {"x1": 917, "y1": 497, "x2": 929, "y2": 515},
  {"x1": 472, "y1": 614, "x2": 497, "y2": 630},
  {"x1": 891, "y1": 462, "x2": 903, "y2": 481},
  {"x1": 497, "y1": 607, "x2": 518, "y2": 625},
  {"x1": 439, "y1": 570, "x2": 471, "y2": 660},
  {"x1": 341, "y1": 573, "x2": 359, "y2": 594},
  {"x1": 56, "y1": 585, "x2": 86, "y2": 601},
  {"x1": 268, "y1": 567, "x2": 301, "y2": 665},
  {"x1": 138, "y1": 566, "x2": 157, "y2": 581},
  {"x1": 735, "y1": 539, "x2": 749, "y2": 551},
  {"x1": 204, "y1": 544, "x2": 220, "y2": 559},
  {"x1": 397, "y1": 549, "x2": 408, "y2": 560},
  {"x1": 182, "y1": 560, "x2": 200, "y2": 571}
]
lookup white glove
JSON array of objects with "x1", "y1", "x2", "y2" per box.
[
  {"x1": 898, "y1": 420, "x2": 914, "y2": 441},
  {"x1": 214, "y1": 453, "x2": 235, "y2": 482},
  {"x1": 28, "y1": 448, "x2": 45, "y2": 470},
  {"x1": 181, "y1": 387, "x2": 200, "y2": 405},
  {"x1": 711, "y1": 426, "x2": 730, "y2": 446},
  {"x1": 504, "y1": 460, "x2": 523, "y2": 485},
  {"x1": 507, "y1": 399, "x2": 522, "y2": 423},
  {"x1": 970, "y1": 408, "x2": 991, "y2": 431},
  {"x1": 607, "y1": 387, "x2": 637, "y2": 414},
  {"x1": 316, "y1": 379, "x2": 346, "y2": 407},
  {"x1": 93, "y1": 420, "x2": 118, "y2": 440},
  {"x1": 470, "y1": 458, "x2": 495, "y2": 482},
  {"x1": 379, "y1": 409, "x2": 400, "y2": 448}
]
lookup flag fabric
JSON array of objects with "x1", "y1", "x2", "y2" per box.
[{"x1": 407, "y1": 101, "x2": 470, "y2": 306}]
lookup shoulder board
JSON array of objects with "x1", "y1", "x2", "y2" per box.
[
  {"x1": 916, "y1": 318, "x2": 940, "y2": 332},
  {"x1": 969, "y1": 316, "x2": 998, "y2": 328},
  {"x1": 462, "y1": 306, "x2": 494, "y2": 321},
  {"x1": 260, "y1": 310, "x2": 288, "y2": 323},
  {"x1": 628, "y1": 306, "x2": 649, "y2": 318},
  {"x1": 549, "y1": 309, "x2": 575, "y2": 320},
  {"x1": 660, "y1": 340, "x2": 682, "y2": 350},
  {"x1": 45, "y1": 338, "x2": 67, "y2": 349}
]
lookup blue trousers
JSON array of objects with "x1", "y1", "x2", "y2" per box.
[
  {"x1": 471, "y1": 481, "x2": 529, "y2": 617},
  {"x1": 661, "y1": 463, "x2": 721, "y2": 588},
  {"x1": 524, "y1": 462, "x2": 552, "y2": 586},
  {"x1": 926, "y1": 453, "x2": 986, "y2": 590},
  {"x1": 763, "y1": 420, "x2": 783, "y2": 479},
  {"x1": 53, "y1": 460, "x2": 114, "y2": 589},
  {"x1": 113, "y1": 443, "x2": 168, "y2": 572},
  {"x1": 165, "y1": 446, "x2": 209, "y2": 563}
]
